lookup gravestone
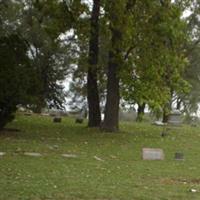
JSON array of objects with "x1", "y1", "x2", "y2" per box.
[
  {"x1": 175, "y1": 152, "x2": 184, "y2": 160},
  {"x1": 41, "y1": 113, "x2": 49, "y2": 116},
  {"x1": 168, "y1": 110, "x2": 182, "y2": 126},
  {"x1": 191, "y1": 123, "x2": 197, "y2": 127},
  {"x1": 62, "y1": 154, "x2": 78, "y2": 158},
  {"x1": 53, "y1": 116, "x2": 62, "y2": 123},
  {"x1": 24, "y1": 113, "x2": 32, "y2": 116},
  {"x1": 24, "y1": 152, "x2": 42, "y2": 157},
  {"x1": 75, "y1": 117, "x2": 83, "y2": 124},
  {"x1": 191, "y1": 116, "x2": 198, "y2": 127},
  {"x1": 0, "y1": 152, "x2": 6, "y2": 156},
  {"x1": 153, "y1": 121, "x2": 166, "y2": 126},
  {"x1": 75, "y1": 108, "x2": 87, "y2": 124},
  {"x1": 119, "y1": 110, "x2": 137, "y2": 121},
  {"x1": 142, "y1": 148, "x2": 164, "y2": 160}
]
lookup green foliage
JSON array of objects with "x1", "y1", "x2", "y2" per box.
[
  {"x1": 0, "y1": 34, "x2": 31, "y2": 129},
  {"x1": 1, "y1": 0, "x2": 199, "y2": 128},
  {"x1": 121, "y1": 1, "x2": 189, "y2": 115},
  {"x1": 68, "y1": 1, "x2": 107, "y2": 111},
  {"x1": 0, "y1": 0, "x2": 85, "y2": 128},
  {"x1": 20, "y1": 0, "x2": 76, "y2": 111},
  {"x1": 179, "y1": 1, "x2": 200, "y2": 115}
]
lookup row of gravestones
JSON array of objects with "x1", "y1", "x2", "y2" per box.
[
  {"x1": 52, "y1": 110, "x2": 182, "y2": 125},
  {"x1": 119, "y1": 109, "x2": 183, "y2": 124},
  {"x1": 0, "y1": 149, "x2": 184, "y2": 160},
  {"x1": 24, "y1": 113, "x2": 84, "y2": 124},
  {"x1": 24, "y1": 109, "x2": 187, "y2": 126},
  {"x1": 143, "y1": 148, "x2": 184, "y2": 160},
  {"x1": 52, "y1": 109, "x2": 85, "y2": 124},
  {"x1": 53, "y1": 116, "x2": 83, "y2": 124},
  {"x1": 0, "y1": 152, "x2": 78, "y2": 158}
]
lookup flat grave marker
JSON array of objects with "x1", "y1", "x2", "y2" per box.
[
  {"x1": 62, "y1": 154, "x2": 78, "y2": 158},
  {"x1": 142, "y1": 148, "x2": 164, "y2": 160},
  {"x1": 0, "y1": 152, "x2": 6, "y2": 156},
  {"x1": 24, "y1": 152, "x2": 42, "y2": 157}
]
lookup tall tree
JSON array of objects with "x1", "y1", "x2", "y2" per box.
[
  {"x1": 102, "y1": 0, "x2": 136, "y2": 132},
  {"x1": 120, "y1": 0, "x2": 189, "y2": 123},
  {"x1": 177, "y1": 0, "x2": 200, "y2": 117},
  {"x1": 0, "y1": 1, "x2": 33, "y2": 130},
  {"x1": 0, "y1": 34, "x2": 33, "y2": 130},
  {"x1": 20, "y1": 0, "x2": 84, "y2": 112},
  {"x1": 87, "y1": 0, "x2": 101, "y2": 127}
]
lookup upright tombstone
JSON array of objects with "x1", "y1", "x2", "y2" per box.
[
  {"x1": 75, "y1": 117, "x2": 83, "y2": 124},
  {"x1": 168, "y1": 110, "x2": 182, "y2": 126},
  {"x1": 75, "y1": 107, "x2": 86, "y2": 124},
  {"x1": 24, "y1": 113, "x2": 32, "y2": 116},
  {"x1": 53, "y1": 116, "x2": 62, "y2": 123},
  {"x1": 119, "y1": 110, "x2": 137, "y2": 121},
  {"x1": 175, "y1": 152, "x2": 184, "y2": 160},
  {"x1": 142, "y1": 148, "x2": 164, "y2": 160}
]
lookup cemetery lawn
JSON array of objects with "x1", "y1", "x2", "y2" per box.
[{"x1": 1, "y1": 114, "x2": 200, "y2": 200}]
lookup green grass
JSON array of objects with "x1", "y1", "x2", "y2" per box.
[{"x1": 0, "y1": 114, "x2": 200, "y2": 200}]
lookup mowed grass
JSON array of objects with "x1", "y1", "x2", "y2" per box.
[{"x1": 0, "y1": 114, "x2": 200, "y2": 200}]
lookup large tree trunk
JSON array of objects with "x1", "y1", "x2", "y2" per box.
[
  {"x1": 102, "y1": 0, "x2": 136, "y2": 132},
  {"x1": 102, "y1": 29, "x2": 121, "y2": 132},
  {"x1": 162, "y1": 110, "x2": 169, "y2": 123},
  {"x1": 102, "y1": 52, "x2": 120, "y2": 132},
  {"x1": 162, "y1": 90, "x2": 173, "y2": 123},
  {"x1": 87, "y1": 0, "x2": 101, "y2": 127},
  {"x1": 136, "y1": 103, "x2": 145, "y2": 122},
  {"x1": 162, "y1": 101, "x2": 171, "y2": 123}
]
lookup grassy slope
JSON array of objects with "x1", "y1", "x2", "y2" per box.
[{"x1": 0, "y1": 114, "x2": 200, "y2": 200}]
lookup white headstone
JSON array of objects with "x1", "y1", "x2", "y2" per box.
[
  {"x1": 24, "y1": 152, "x2": 42, "y2": 157},
  {"x1": 142, "y1": 148, "x2": 164, "y2": 160},
  {"x1": 119, "y1": 110, "x2": 137, "y2": 121},
  {"x1": 62, "y1": 154, "x2": 78, "y2": 158},
  {"x1": 0, "y1": 152, "x2": 6, "y2": 156},
  {"x1": 168, "y1": 110, "x2": 182, "y2": 125}
]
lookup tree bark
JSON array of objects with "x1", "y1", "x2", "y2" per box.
[
  {"x1": 162, "y1": 101, "x2": 171, "y2": 123},
  {"x1": 162, "y1": 110, "x2": 169, "y2": 123},
  {"x1": 136, "y1": 103, "x2": 145, "y2": 122},
  {"x1": 87, "y1": 0, "x2": 101, "y2": 127},
  {"x1": 102, "y1": 0, "x2": 136, "y2": 132},
  {"x1": 102, "y1": 30, "x2": 121, "y2": 132}
]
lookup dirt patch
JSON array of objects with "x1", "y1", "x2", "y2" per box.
[{"x1": 160, "y1": 178, "x2": 200, "y2": 185}]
